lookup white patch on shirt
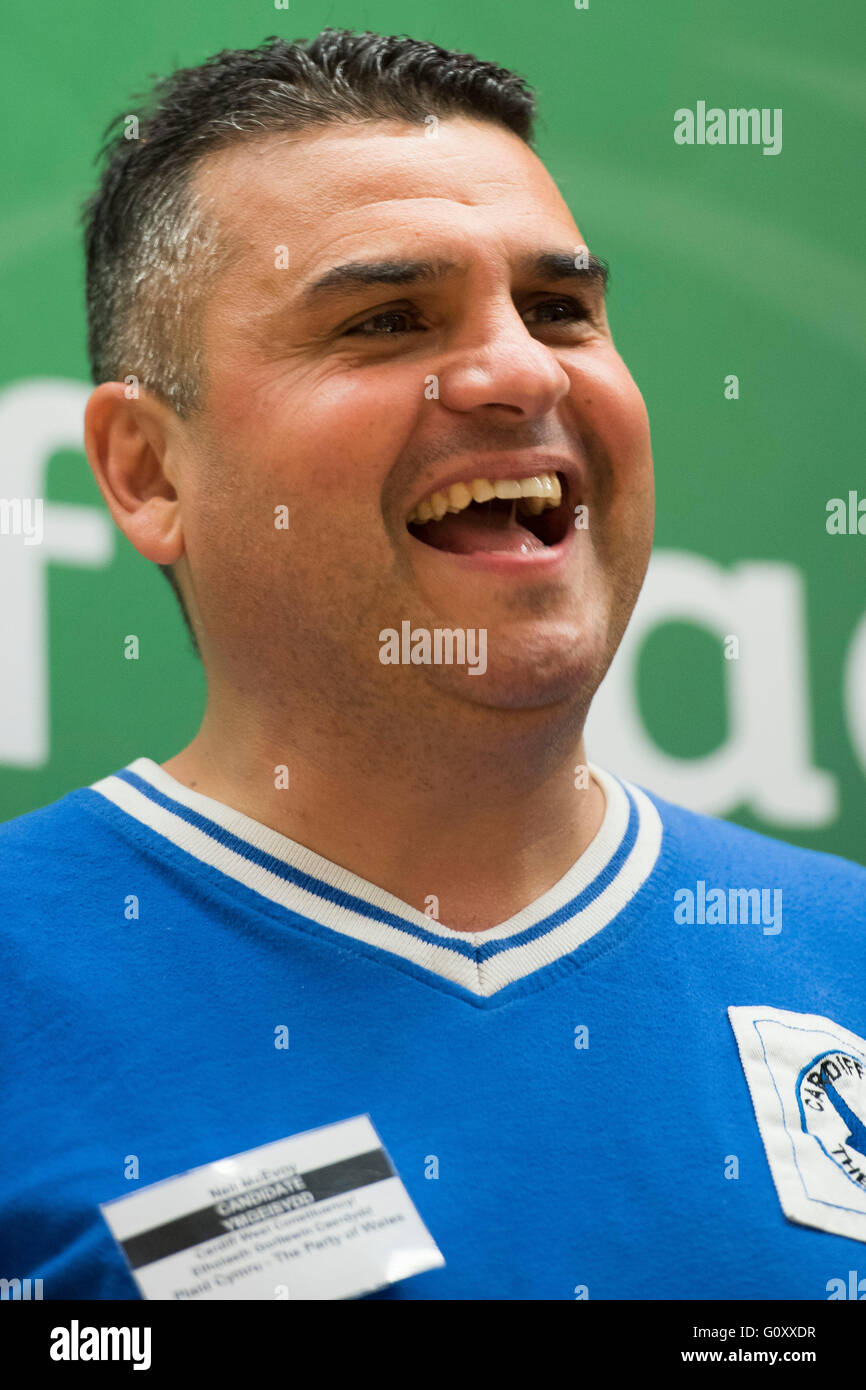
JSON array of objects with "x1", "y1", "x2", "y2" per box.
[{"x1": 729, "y1": 1005, "x2": 866, "y2": 1245}]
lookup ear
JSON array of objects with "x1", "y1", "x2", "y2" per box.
[{"x1": 83, "y1": 381, "x2": 187, "y2": 565}]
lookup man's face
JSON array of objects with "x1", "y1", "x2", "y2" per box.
[{"x1": 180, "y1": 117, "x2": 653, "y2": 728}]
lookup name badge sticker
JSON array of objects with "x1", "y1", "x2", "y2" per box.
[{"x1": 100, "y1": 1114, "x2": 445, "y2": 1300}]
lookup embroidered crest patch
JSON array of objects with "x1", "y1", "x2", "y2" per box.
[{"x1": 728, "y1": 1005, "x2": 866, "y2": 1245}]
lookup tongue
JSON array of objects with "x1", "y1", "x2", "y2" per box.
[{"x1": 414, "y1": 502, "x2": 546, "y2": 555}]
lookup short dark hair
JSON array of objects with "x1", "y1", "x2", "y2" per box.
[{"x1": 81, "y1": 29, "x2": 536, "y2": 652}]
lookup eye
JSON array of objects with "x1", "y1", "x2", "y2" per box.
[
  {"x1": 341, "y1": 296, "x2": 592, "y2": 338},
  {"x1": 523, "y1": 297, "x2": 590, "y2": 326},
  {"x1": 345, "y1": 308, "x2": 426, "y2": 336}
]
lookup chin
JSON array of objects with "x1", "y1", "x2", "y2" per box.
[{"x1": 420, "y1": 636, "x2": 605, "y2": 713}]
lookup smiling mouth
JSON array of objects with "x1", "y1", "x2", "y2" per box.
[{"x1": 406, "y1": 472, "x2": 571, "y2": 555}]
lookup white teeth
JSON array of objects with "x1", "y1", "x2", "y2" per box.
[
  {"x1": 447, "y1": 481, "x2": 473, "y2": 511},
  {"x1": 407, "y1": 471, "x2": 564, "y2": 524},
  {"x1": 493, "y1": 479, "x2": 523, "y2": 499},
  {"x1": 520, "y1": 476, "x2": 547, "y2": 497}
]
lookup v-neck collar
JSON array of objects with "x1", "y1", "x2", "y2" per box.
[{"x1": 88, "y1": 757, "x2": 662, "y2": 999}]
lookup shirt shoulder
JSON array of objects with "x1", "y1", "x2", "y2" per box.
[
  {"x1": 0, "y1": 778, "x2": 147, "y2": 938},
  {"x1": 0, "y1": 781, "x2": 116, "y2": 862},
  {"x1": 640, "y1": 778, "x2": 866, "y2": 904}
]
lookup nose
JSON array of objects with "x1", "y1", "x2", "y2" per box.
[{"x1": 436, "y1": 302, "x2": 572, "y2": 421}]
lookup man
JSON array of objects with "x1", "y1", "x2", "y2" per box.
[{"x1": 1, "y1": 29, "x2": 864, "y2": 1301}]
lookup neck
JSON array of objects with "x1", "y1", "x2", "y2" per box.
[{"x1": 161, "y1": 693, "x2": 605, "y2": 932}]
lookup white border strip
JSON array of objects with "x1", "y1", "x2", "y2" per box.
[{"x1": 89, "y1": 760, "x2": 661, "y2": 997}]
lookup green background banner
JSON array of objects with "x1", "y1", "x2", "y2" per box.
[{"x1": 1, "y1": 0, "x2": 863, "y2": 862}]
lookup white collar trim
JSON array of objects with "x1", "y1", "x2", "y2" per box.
[{"x1": 89, "y1": 758, "x2": 662, "y2": 997}]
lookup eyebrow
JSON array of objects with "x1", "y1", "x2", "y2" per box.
[{"x1": 299, "y1": 249, "x2": 609, "y2": 306}]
